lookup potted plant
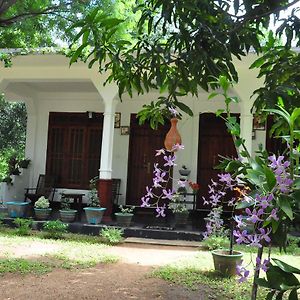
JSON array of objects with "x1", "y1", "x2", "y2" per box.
[
  {"x1": 168, "y1": 193, "x2": 189, "y2": 227},
  {"x1": 84, "y1": 178, "x2": 106, "y2": 225},
  {"x1": 34, "y1": 196, "x2": 52, "y2": 220},
  {"x1": 115, "y1": 205, "x2": 135, "y2": 227},
  {"x1": 59, "y1": 194, "x2": 77, "y2": 223}
]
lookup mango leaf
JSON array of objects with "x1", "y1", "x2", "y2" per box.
[
  {"x1": 255, "y1": 278, "x2": 270, "y2": 288},
  {"x1": 272, "y1": 259, "x2": 300, "y2": 275},
  {"x1": 175, "y1": 101, "x2": 193, "y2": 116},
  {"x1": 266, "y1": 290, "x2": 276, "y2": 300},
  {"x1": 278, "y1": 195, "x2": 294, "y2": 220},
  {"x1": 216, "y1": 109, "x2": 225, "y2": 116}
]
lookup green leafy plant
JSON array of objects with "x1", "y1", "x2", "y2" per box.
[
  {"x1": 43, "y1": 220, "x2": 68, "y2": 239},
  {"x1": 202, "y1": 234, "x2": 230, "y2": 251},
  {"x1": 168, "y1": 194, "x2": 188, "y2": 213},
  {"x1": 100, "y1": 227, "x2": 123, "y2": 245},
  {"x1": 34, "y1": 196, "x2": 50, "y2": 209},
  {"x1": 13, "y1": 218, "x2": 32, "y2": 236},
  {"x1": 88, "y1": 177, "x2": 101, "y2": 207},
  {"x1": 119, "y1": 205, "x2": 134, "y2": 214},
  {"x1": 60, "y1": 194, "x2": 72, "y2": 210},
  {"x1": 255, "y1": 259, "x2": 300, "y2": 300}
]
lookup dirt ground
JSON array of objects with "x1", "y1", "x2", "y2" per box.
[{"x1": 0, "y1": 243, "x2": 207, "y2": 300}]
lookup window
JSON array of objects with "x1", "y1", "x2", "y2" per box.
[{"x1": 46, "y1": 112, "x2": 103, "y2": 189}]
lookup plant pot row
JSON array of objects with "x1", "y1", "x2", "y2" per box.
[{"x1": 4, "y1": 203, "x2": 136, "y2": 227}]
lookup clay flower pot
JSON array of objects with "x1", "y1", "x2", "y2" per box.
[{"x1": 164, "y1": 118, "x2": 182, "y2": 151}]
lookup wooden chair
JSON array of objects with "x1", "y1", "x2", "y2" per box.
[{"x1": 24, "y1": 174, "x2": 55, "y2": 205}]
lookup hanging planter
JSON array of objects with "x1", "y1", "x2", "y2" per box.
[{"x1": 164, "y1": 118, "x2": 182, "y2": 151}]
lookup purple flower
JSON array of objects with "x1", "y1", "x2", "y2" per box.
[
  {"x1": 155, "y1": 149, "x2": 165, "y2": 156},
  {"x1": 218, "y1": 173, "x2": 234, "y2": 189},
  {"x1": 171, "y1": 143, "x2": 184, "y2": 151},
  {"x1": 146, "y1": 186, "x2": 153, "y2": 198},
  {"x1": 234, "y1": 215, "x2": 245, "y2": 228},
  {"x1": 236, "y1": 262, "x2": 250, "y2": 283},
  {"x1": 248, "y1": 234, "x2": 262, "y2": 248},
  {"x1": 267, "y1": 208, "x2": 279, "y2": 221},
  {"x1": 257, "y1": 194, "x2": 273, "y2": 209},
  {"x1": 168, "y1": 107, "x2": 178, "y2": 116},
  {"x1": 256, "y1": 257, "x2": 270, "y2": 272},
  {"x1": 156, "y1": 205, "x2": 166, "y2": 217},
  {"x1": 233, "y1": 230, "x2": 249, "y2": 244},
  {"x1": 163, "y1": 154, "x2": 176, "y2": 167},
  {"x1": 162, "y1": 189, "x2": 173, "y2": 200},
  {"x1": 258, "y1": 228, "x2": 271, "y2": 243},
  {"x1": 141, "y1": 197, "x2": 150, "y2": 208},
  {"x1": 245, "y1": 208, "x2": 264, "y2": 223}
]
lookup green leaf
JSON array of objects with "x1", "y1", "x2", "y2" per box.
[
  {"x1": 216, "y1": 109, "x2": 225, "y2": 117},
  {"x1": 272, "y1": 259, "x2": 300, "y2": 275},
  {"x1": 289, "y1": 289, "x2": 299, "y2": 300},
  {"x1": 208, "y1": 92, "x2": 219, "y2": 100},
  {"x1": 266, "y1": 290, "x2": 276, "y2": 300},
  {"x1": 263, "y1": 165, "x2": 276, "y2": 191},
  {"x1": 290, "y1": 108, "x2": 300, "y2": 125},
  {"x1": 278, "y1": 195, "x2": 294, "y2": 220},
  {"x1": 255, "y1": 278, "x2": 271, "y2": 288},
  {"x1": 175, "y1": 101, "x2": 193, "y2": 116}
]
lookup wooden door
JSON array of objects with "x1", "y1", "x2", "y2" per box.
[
  {"x1": 197, "y1": 113, "x2": 238, "y2": 208},
  {"x1": 126, "y1": 115, "x2": 170, "y2": 206}
]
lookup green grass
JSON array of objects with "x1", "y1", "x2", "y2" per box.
[
  {"x1": 152, "y1": 249, "x2": 300, "y2": 300},
  {"x1": 0, "y1": 231, "x2": 119, "y2": 275},
  {"x1": 0, "y1": 258, "x2": 52, "y2": 275}
]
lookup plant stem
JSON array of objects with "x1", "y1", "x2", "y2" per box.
[
  {"x1": 251, "y1": 246, "x2": 264, "y2": 300},
  {"x1": 229, "y1": 220, "x2": 234, "y2": 255}
]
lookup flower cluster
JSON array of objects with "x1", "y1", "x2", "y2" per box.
[
  {"x1": 203, "y1": 155, "x2": 293, "y2": 282},
  {"x1": 141, "y1": 143, "x2": 187, "y2": 217}
]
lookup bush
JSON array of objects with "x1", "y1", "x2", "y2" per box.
[
  {"x1": 202, "y1": 235, "x2": 230, "y2": 250},
  {"x1": 43, "y1": 220, "x2": 68, "y2": 239},
  {"x1": 13, "y1": 218, "x2": 33, "y2": 236},
  {"x1": 100, "y1": 227, "x2": 123, "y2": 245}
]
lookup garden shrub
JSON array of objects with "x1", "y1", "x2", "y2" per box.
[
  {"x1": 43, "y1": 220, "x2": 68, "y2": 239},
  {"x1": 202, "y1": 234, "x2": 230, "y2": 251},
  {"x1": 100, "y1": 227, "x2": 123, "y2": 245},
  {"x1": 13, "y1": 218, "x2": 33, "y2": 236}
]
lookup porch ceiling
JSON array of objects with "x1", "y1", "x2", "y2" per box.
[{"x1": 6, "y1": 79, "x2": 98, "y2": 94}]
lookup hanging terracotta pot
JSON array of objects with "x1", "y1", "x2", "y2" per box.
[{"x1": 164, "y1": 118, "x2": 182, "y2": 151}]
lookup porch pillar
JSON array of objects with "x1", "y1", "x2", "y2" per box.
[
  {"x1": 92, "y1": 79, "x2": 118, "y2": 218},
  {"x1": 240, "y1": 104, "x2": 254, "y2": 157}
]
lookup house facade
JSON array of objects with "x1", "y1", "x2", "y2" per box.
[{"x1": 0, "y1": 52, "x2": 269, "y2": 212}]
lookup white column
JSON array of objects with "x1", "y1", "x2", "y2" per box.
[
  {"x1": 99, "y1": 98, "x2": 118, "y2": 179},
  {"x1": 91, "y1": 78, "x2": 119, "y2": 180},
  {"x1": 240, "y1": 103, "x2": 253, "y2": 157}
]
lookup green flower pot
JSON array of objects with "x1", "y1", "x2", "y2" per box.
[
  {"x1": 115, "y1": 213, "x2": 133, "y2": 227},
  {"x1": 34, "y1": 208, "x2": 52, "y2": 220},
  {"x1": 59, "y1": 209, "x2": 77, "y2": 223},
  {"x1": 212, "y1": 249, "x2": 243, "y2": 277}
]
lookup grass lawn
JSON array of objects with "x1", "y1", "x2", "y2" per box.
[
  {"x1": 0, "y1": 229, "x2": 119, "y2": 275},
  {"x1": 152, "y1": 242, "x2": 300, "y2": 300}
]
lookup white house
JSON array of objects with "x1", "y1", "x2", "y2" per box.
[{"x1": 0, "y1": 52, "x2": 270, "y2": 214}]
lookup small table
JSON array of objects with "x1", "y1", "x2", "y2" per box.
[{"x1": 61, "y1": 193, "x2": 85, "y2": 221}]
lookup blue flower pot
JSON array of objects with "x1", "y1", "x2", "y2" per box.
[
  {"x1": 6, "y1": 202, "x2": 30, "y2": 218},
  {"x1": 84, "y1": 207, "x2": 106, "y2": 225}
]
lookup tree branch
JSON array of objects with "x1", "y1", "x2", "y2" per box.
[
  {"x1": 231, "y1": 0, "x2": 300, "y2": 33},
  {"x1": 0, "y1": 0, "x2": 17, "y2": 15},
  {"x1": 0, "y1": 1, "x2": 75, "y2": 27}
]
